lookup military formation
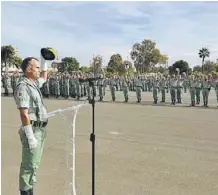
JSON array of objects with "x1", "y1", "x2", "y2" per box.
[{"x1": 1, "y1": 71, "x2": 218, "y2": 107}]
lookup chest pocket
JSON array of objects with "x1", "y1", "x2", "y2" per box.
[{"x1": 25, "y1": 83, "x2": 44, "y2": 121}]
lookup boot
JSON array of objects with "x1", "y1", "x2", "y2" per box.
[
  {"x1": 205, "y1": 101, "x2": 208, "y2": 107},
  {"x1": 20, "y1": 188, "x2": 33, "y2": 195}
]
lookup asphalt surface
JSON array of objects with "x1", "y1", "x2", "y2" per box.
[{"x1": 1, "y1": 90, "x2": 218, "y2": 195}]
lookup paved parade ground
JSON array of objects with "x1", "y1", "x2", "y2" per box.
[{"x1": 2, "y1": 91, "x2": 218, "y2": 195}]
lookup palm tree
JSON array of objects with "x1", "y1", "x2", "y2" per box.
[{"x1": 198, "y1": 47, "x2": 210, "y2": 73}]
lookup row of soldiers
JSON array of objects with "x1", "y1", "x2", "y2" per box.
[{"x1": 1, "y1": 71, "x2": 218, "y2": 107}]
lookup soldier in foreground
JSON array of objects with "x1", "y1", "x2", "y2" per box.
[{"x1": 13, "y1": 48, "x2": 57, "y2": 195}]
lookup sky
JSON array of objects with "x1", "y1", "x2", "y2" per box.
[{"x1": 1, "y1": 1, "x2": 218, "y2": 68}]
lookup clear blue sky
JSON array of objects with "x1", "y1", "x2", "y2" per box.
[{"x1": 1, "y1": 1, "x2": 218, "y2": 67}]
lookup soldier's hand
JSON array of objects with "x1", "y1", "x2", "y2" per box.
[
  {"x1": 22, "y1": 124, "x2": 39, "y2": 150},
  {"x1": 28, "y1": 136, "x2": 38, "y2": 150}
]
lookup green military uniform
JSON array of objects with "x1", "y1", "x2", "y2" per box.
[
  {"x1": 135, "y1": 76, "x2": 143, "y2": 103},
  {"x1": 189, "y1": 76, "x2": 196, "y2": 106},
  {"x1": 121, "y1": 76, "x2": 129, "y2": 102},
  {"x1": 176, "y1": 76, "x2": 183, "y2": 103},
  {"x1": 97, "y1": 76, "x2": 104, "y2": 101},
  {"x1": 169, "y1": 76, "x2": 177, "y2": 105},
  {"x1": 14, "y1": 77, "x2": 48, "y2": 192},
  {"x1": 109, "y1": 77, "x2": 116, "y2": 101},
  {"x1": 201, "y1": 77, "x2": 211, "y2": 107},
  {"x1": 2, "y1": 74, "x2": 10, "y2": 96},
  {"x1": 152, "y1": 77, "x2": 159, "y2": 104},
  {"x1": 195, "y1": 77, "x2": 202, "y2": 105},
  {"x1": 214, "y1": 79, "x2": 218, "y2": 107},
  {"x1": 159, "y1": 77, "x2": 166, "y2": 102}
]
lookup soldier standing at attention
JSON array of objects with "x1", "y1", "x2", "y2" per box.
[
  {"x1": 195, "y1": 75, "x2": 202, "y2": 105},
  {"x1": 169, "y1": 74, "x2": 177, "y2": 105},
  {"x1": 214, "y1": 74, "x2": 218, "y2": 107},
  {"x1": 176, "y1": 75, "x2": 183, "y2": 103},
  {"x1": 13, "y1": 48, "x2": 57, "y2": 195},
  {"x1": 121, "y1": 75, "x2": 129, "y2": 102},
  {"x1": 188, "y1": 75, "x2": 196, "y2": 106},
  {"x1": 201, "y1": 75, "x2": 212, "y2": 107},
  {"x1": 159, "y1": 75, "x2": 166, "y2": 102},
  {"x1": 97, "y1": 73, "x2": 105, "y2": 101},
  {"x1": 109, "y1": 75, "x2": 116, "y2": 101},
  {"x1": 152, "y1": 75, "x2": 159, "y2": 104},
  {"x1": 135, "y1": 75, "x2": 143, "y2": 103}
]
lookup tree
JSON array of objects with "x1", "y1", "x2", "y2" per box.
[
  {"x1": 130, "y1": 39, "x2": 166, "y2": 73},
  {"x1": 122, "y1": 60, "x2": 135, "y2": 75},
  {"x1": 158, "y1": 54, "x2": 169, "y2": 67},
  {"x1": 90, "y1": 55, "x2": 103, "y2": 76},
  {"x1": 57, "y1": 57, "x2": 80, "y2": 73},
  {"x1": 198, "y1": 47, "x2": 210, "y2": 73},
  {"x1": 107, "y1": 54, "x2": 123, "y2": 73},
  {"x1": 168, "y1": 66, "x2": 174, "y2": 75},
  {"x1": 202, "y1": 60, "x2": 217, "y2": 74},
  {"x1": 1, "y1": 45, "x2": 16, "y2": 72},
  {"x1": 79, "y1": 66, "x2": 90, "y2": 73},
  {"x1": 152, "y1": 66, "x2": 166, "y2": 73},
  {"x1": 193, "y1": 65, "x2": 202, "y2": 72},
  {"x1": 13, "y1": 56, "x2": 23, "y2": 69},
  {"x1": 170, "y1": 60, "x2": 190, "y2": 74}
]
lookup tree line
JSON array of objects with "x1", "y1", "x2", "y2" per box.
[{"x1": 1, "y1": 39, "x2": 218, "y2": 76}]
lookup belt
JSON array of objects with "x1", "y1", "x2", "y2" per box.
[{"x1": 30, "y1": 120, "x2": 48, "y2": 128}]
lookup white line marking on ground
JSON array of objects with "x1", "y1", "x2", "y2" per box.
[{"x1": 109, "y1": 131, "x2": 122, "y2": 135}]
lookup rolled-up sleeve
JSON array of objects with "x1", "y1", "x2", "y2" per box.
[{"x1": 14, "y1": 85, "x2": 30, "y2": 109}]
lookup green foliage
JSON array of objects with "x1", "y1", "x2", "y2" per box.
[
  {"x1": 57, "y1": 57, "x2": 80, "y2": 73},
  {"x1": 168, "y1": 60, "x2": 189, "y2": 74},
  {"x1": 198, "y1": 47, "x2": 210, "y2": 62},
  {"x1": 151, "y1": 66, "x2": 166, "y2": 73},
  {"x1": 193, "y1": 65, "x2": 201, "y2": 72},
  {"x1": 13, "y1": 56, "x2": 23, "y2": 69},
  {"x1": 202, "y1": 60, "x2": 217, "y2": 74},
  {"x1": 90, "y1": 55, "x2": 103, "y2": 76},
  {"x1": 107, "y1": 54, "x2": 123, "y2": 73},
  {"x1": 1, "y1": 45, "x2": 17, "y2": 71},
  {"x1": 193, "y1": 60, "x2": 218, "y2": 74},
  {"x1": 198, "y1": 47, "x2": 210, "y2": 73},
  {"x1": 79, "y1": 66, "x2": 90, "y2": 73},
  {"x1": 130, "y1": 39, "x2": 166, "y2": 73}
]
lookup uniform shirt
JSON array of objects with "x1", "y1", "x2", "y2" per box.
[
  {"x1": 14, "y1": 77, "x2": 47, "y2": 122},
  {"x1": 135, "y1": 78, "x2": 143, "y2": 87},
  {"x1": 202, "y1": 80, "x2": 211, "y2": 89},
  {"x1": 176, "y1": 79, "x2": 183, "y2": 88}
]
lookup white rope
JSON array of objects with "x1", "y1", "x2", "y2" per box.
[{"x1": 45, "y1": 101, "x2": 90, "y2": 195}]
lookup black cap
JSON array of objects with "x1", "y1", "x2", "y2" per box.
[{"x1": 40, "y1": 48, "x2": 56, "y2": 60}]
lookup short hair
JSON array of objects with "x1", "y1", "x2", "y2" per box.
[{"x1": 21, "y1": 57, "x2": 39, "y2": 73}]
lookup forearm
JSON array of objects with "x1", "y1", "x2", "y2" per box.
[{"x1": 20, "y1": 110, "x2": 31, "y2": 126}]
